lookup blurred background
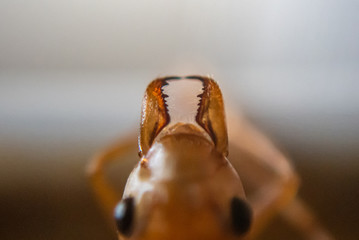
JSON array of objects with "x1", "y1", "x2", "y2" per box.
[{"x1": 1, "y1": 1, "x2": 358, "y2": 239}]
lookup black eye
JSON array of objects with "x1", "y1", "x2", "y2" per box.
[
  {"x1": 114, "y1": 197, "x2": 135, "y2": 236},
  {"x1": 230, "y1": 197, "x2": 252, "y2": 235}
]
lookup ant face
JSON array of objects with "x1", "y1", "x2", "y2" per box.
[{"x1": 116, "y1": 133, "x2": 252, "y2": 240}]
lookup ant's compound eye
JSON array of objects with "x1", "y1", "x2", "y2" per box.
[
  {"x1": 114, "y1": 197, "x2": 135, "y2": 236},
  {"x1": 230, "y1": 197, "x2": 252, "y2": 235}
]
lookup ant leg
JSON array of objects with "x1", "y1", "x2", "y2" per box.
[
  {"x1": 281, "y1": 198, "x2": 335, "y2": 240},
  {"x1": 87, "y1": 133, "x2": 138, "y2": 224},
  {"x1": 227, "y1": 112, "x2": 333, "y2": 239},
  {"x1": 227, "y1": 112, "x2": 299, "y2": 238}
]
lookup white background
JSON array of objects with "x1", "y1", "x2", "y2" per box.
[{"x1": 1, "y1": 0, "x2": 358, "y2": 158}]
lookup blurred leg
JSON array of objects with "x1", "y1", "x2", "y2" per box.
[
  {"x1": 281, "y1": 198, "x2": 335, "y2": 240},
  {"x1": 87, "y1": 134, "x2": 137, "y2": 224},
  {"x1": 227, "y1": 112, "x2": 334, "y2": 239}
]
